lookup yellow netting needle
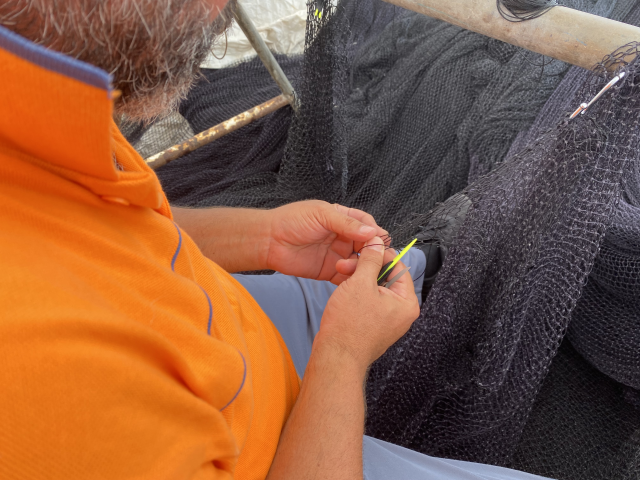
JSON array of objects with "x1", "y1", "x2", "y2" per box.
[{"x1": 377, "y1": 238, "x2": 418, "y2": 282}]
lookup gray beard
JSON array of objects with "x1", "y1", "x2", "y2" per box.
[{"x1": 0, "y1": 0, "x2": 235, "y2": 122}]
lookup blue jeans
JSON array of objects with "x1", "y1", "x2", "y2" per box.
[{"x1": 233, "y1": 248, "x2": 553, "y2": 480}]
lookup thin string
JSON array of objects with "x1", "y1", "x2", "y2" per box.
[
  {"x1": 355, "y1": 233, "x2": 394, "y2": 256},
  {"x1": 211, "y1": 29, "x2": 229, "y2": 60}
]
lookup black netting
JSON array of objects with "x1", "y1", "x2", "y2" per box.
[
  {"x1": 511, "y1": 340, "x2": 640, "y2": 480},
  {"x1": 566, "y1": 165, "x2": 640, "y2": 392},
  {"x1": 151, "y1": 55, "x2": 300, "y2": 206},
  {"x1": 365, "y1": 43, "x2": 640, "y2": 472},
  {"x1": 122, "y1": 1, "x2": 640, "y2": 478},
  {"x1": 152, "y1": 0, "x2": 637, "y2": 228}
]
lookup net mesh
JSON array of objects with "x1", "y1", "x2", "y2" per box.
[
  {"x1": 121, "y1": 1, "x2": 640, "y2": 478},
  {"x1": 511, "y1": 340, "x2": 640, "y2": 479},
  {"x1": 150, "y1": 0, "x2": 637, "y2": 227},
  {"x1": 365, "y1": 42, "x2": 640, "y2": 474},
  {"x1": 146, "y1": 54, "x2": 300, "y2": 206}
]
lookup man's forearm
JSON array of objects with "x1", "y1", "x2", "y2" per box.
[
  {"x1": 266, "y1": 339, "x2": 367, "y2": 480},
  {"x1": 171, "y1": 206, "x2": 269, "y2": 272}
]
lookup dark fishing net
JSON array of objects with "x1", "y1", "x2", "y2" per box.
[
  {"x1": 492, "y1": 8, "x2": 640, "y2": 478},
  {"x1": 567, "y1": 187, "x2": 640, "y2": 391},
  {"x1": 154, "y1": 0, "x2": 403, "y2": 209},
  {"x1": 365, "y1": 44, "x2": 640, "y2": 478},
  {"x1": 510, "y1": 340, "x2": 640, "y2": 480},
  {"x1": 152, "y1": 0, "x2": 637, "y2": 230},
  {"x1": 147, "y1": 55, "x2": 300, "y2": 207},
  {"x1": 508, "y1": 76, "x2": 640, "y2": 477}
]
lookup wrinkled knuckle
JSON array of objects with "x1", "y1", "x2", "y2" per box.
[
  {"x1": 347, "y1": 217, "x2": 361, "y2": 228},
  {"x1": 316, "y1": 207, "x2": 330, "y2": 222}
]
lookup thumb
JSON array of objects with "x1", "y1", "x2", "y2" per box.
[{"x1": 353, "y1": 237, "x2": 385, "y2": 283}]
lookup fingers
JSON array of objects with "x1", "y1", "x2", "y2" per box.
[
  {"x1": 336, "y1": 257, "x2": 358, "y2": 277},
  {"x1": 353, "y1": 237, "x2": 386, "y2": 284},
  {"x1": 383, "y1": 261, "x2": 416, "y2": 300},
  {"x1": 329, "y1": 272, "x2": 352, "y2": 285},
  {"x1": 320, "y1": 207, "x2": 378, "y2": 244},
  {"x1": 333, "y1": 257, "x2": 357, "y2": 284},
  {"x1": 336, "y1": 249, "x2": 394, "y2": 280},
  {"x1": 333, "y1": 204, "x2": 388, "y2": 238}
]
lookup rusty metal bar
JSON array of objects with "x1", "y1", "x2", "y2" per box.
[
  {"x1": 233, "y1": 2, "x2": 299, "y2": 111},
  {"x1": 383, "y1": 0, "x2": 640, "y2": 71},
  {"x1": 145, "y1": 94, "x2": 290, "y2": 169}
]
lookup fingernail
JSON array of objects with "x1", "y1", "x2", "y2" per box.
[
  {"x1": 359, "y1": 225, "x2": 376, "y2": 235},
  {"x1": 365, "y1": 237, "x2": 384, "y2": 252}
]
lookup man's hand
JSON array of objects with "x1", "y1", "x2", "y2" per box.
[
  {"x1": 264, "y1": 201, "x2": 388, "y2": 283},
  {"x1": 266, "y1": 238, "x2": 420, "y2": 480},
  {"x1": 172, "y1": 201, "x2": 387, "y2": 278},
  {"x1": 315, "y1": 237, "x2": 421, "y2": 370}
]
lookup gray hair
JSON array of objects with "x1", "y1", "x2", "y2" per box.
[{"x1": 0, "y1": 0, "x2": 235, "y2": 121}]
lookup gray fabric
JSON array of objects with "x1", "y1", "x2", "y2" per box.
[
  {"x1": 363, "y1": 437, "x2": 553, "y2": 480},
  {"x1": 233, "y1": 247, "x2": 426, "y2": 377}
]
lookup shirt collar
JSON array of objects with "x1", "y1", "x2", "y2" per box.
[{"x1": 0, "y1": 25, "x2": 168, "y2": 212}]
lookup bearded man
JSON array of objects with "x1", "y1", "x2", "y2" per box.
[{"x1": 0, "y1": 1, "x2": 552, "y2": 479}]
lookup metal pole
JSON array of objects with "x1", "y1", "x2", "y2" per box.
[
  {"x1": 145, "y1": 94, "x2": 290, "y2": 169},
  {"x1": 382, "y1": 0, "x2": 640, "y2": 71},
  {"x1": 233, "y1": 2, "x2": 300, "y2": 111}
]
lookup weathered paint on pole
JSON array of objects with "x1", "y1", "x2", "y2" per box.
[
  {"x1": 145, "y1": 94, "x2": 290, "y2": 170},
  {"x1": 383, "y1": 0, "x2": 640, "y2": 71},
  {"x1": 233, "y1": 3, "x2": 299, "y2": 111}
]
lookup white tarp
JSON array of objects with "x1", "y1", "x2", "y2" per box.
[{"x1": 202, "y1": 0, "x2": 307, "y2": 69}]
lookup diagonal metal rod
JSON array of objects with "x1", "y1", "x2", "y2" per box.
[
  {"x1": 233, "y1": 2, "x2": 300, "y2": 111},
  {"x1": 145, "y1": 94, "x2": 289, "y2": 169},
  {"x1": 382, "y1": 0, "x2": 640, "y2": 71}
]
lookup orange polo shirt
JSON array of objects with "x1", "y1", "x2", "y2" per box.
[{"x1": 0, "y1": 26, "x2": 299, "y2": 480}]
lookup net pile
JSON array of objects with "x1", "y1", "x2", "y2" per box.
[
  {"x1": 145, "y1": 54, "x2": 300, "y2": 205},
  {"x1": 365, "y1": 43, "x2": 640, "y2": 479},
  {"x1": 152, "y1": 0, "x2": 637, "y2": 230},
  {"x1": 126, "y1": 1, "x2": 640, "y2": 478},
  {"x1": 499, "y1": 39, "x2": 640, "y2": 480}
]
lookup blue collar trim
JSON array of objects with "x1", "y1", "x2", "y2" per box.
[{"x1": 0, "y1": 24, "x2": 111, "y2": 91}]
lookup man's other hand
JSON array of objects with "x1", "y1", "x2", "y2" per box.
[
  {"x1": 264, "y1": 201, "x2": 387, "y2": 283},
  {"x1": 265, "y1": 238, "x2": 419, "y2": 480},
  {"x1": 315, "y1": 238, "x2": 421, "y2": 371}
]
